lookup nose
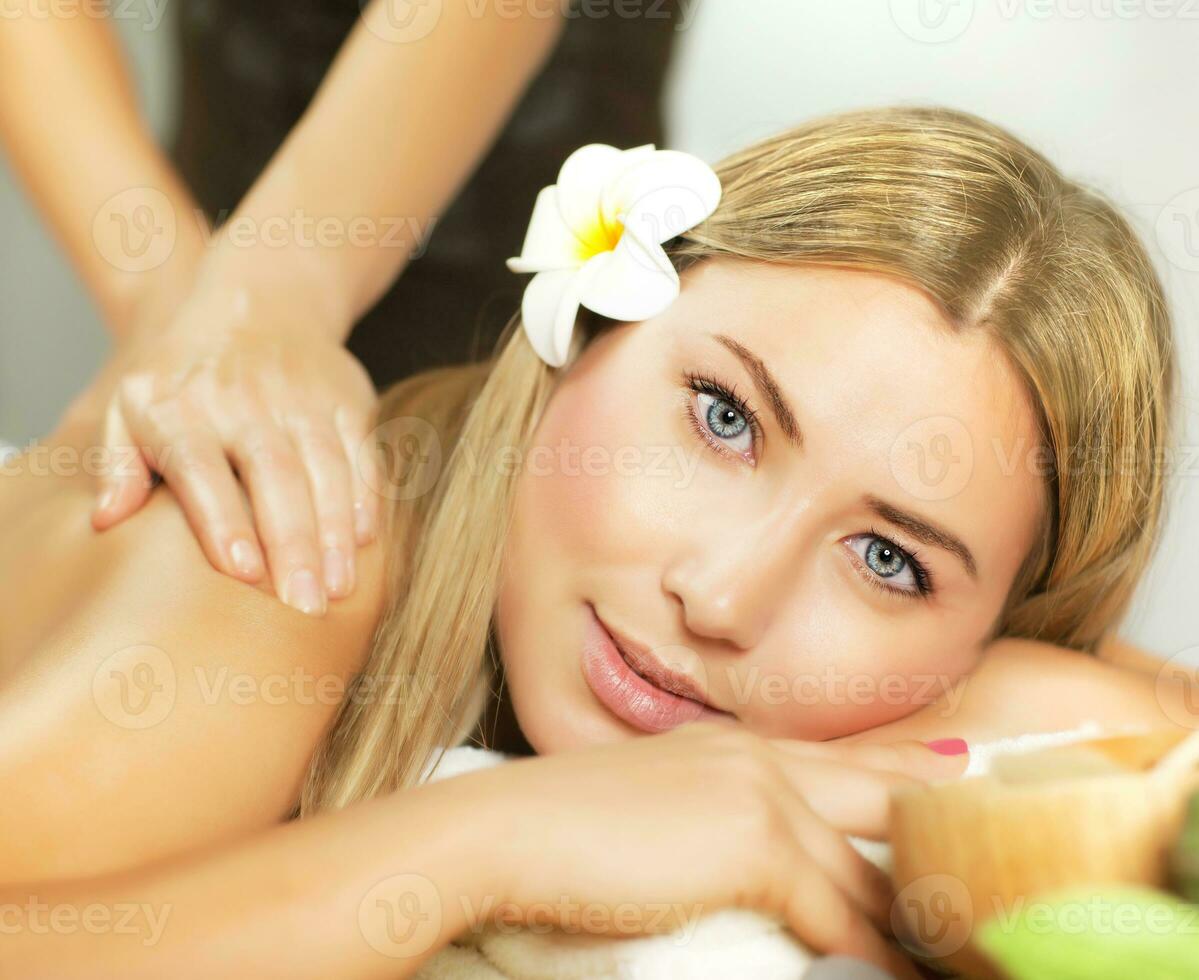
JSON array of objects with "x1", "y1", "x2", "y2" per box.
[{"x1": 661, "y1": 504, "x2": 808, "y2": 651}]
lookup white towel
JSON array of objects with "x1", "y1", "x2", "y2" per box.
[{"x1": 412, "y1": 723, "x2": 1110, "y2": 980}]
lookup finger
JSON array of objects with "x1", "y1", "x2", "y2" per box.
[
  {"x1": 777, "y1": 841, "x2": 902, "y2": 977},
  {"x1": 780, "y1": 787, "x2": 896, "y2": 928},
  {"x1": 335, "y1": 405, "x2": 378, "y2": 546},
  {"x1": 770, "y1": 737, "x2": 971, "y2": 782},
  {"x1": 118, "y1": 395, "x2": 266, "y2": 582},
  {"x1": 91, "y1": 396, "x2": 153, "y2": 530},
  {"x1": 230, "y1": 423, "x2": 326, "y2": 616},
  {"x1": 773, "y1": 756, "x2": 922, "y2": 841},
  {"x1": 289, "y1": 415, "x2": 357, "y2": 599}
]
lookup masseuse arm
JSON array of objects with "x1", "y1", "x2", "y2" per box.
[
  {"x1": 0, "y1": 2, "x2": 207, "y2": 334},
  {"x1": 82, "y1": 0, "x2": 569, "y2": 612},
  {"x1": 196, "y1": 0, "x2": 568, "y2": 340}
]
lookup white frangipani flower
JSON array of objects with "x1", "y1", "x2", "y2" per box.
[{"x1": 506, "y1": 143, "x2": 722, "y2": 367}]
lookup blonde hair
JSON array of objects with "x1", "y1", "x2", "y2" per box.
[{"x1": 299, "y1": 104, "x2": 1179, "y2": 814}]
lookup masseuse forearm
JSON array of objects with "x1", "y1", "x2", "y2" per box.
[
  {"x1": 0, "y1": 4, "x2": 205, "y2": 335},
  {"x1": 197, "y1": 0, "x2": 567, "y2": 342},
  {"x1": 0, "y1": 778, "x2": 500, "y2": 979}
]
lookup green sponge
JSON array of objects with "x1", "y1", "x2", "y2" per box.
[{"x1": 974, "y1": 884, "x2": 1199, "y2": 980}]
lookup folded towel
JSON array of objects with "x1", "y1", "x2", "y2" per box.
[{"x1": 413, "y1": 723, "x2": 1108, "y2": 980}]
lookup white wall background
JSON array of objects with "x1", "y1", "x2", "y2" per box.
[{"x1": 1, "y1": 0, "x2": 1195, "y2": 655}]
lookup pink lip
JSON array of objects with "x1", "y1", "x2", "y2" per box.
[{"x1": 580, "y1": 603, "x2": 730, "y2": 734}]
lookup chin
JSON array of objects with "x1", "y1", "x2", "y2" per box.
[
  {"x1": 498, "y1": 611, "x2": 642, "y2": 757},
  {"x1": 507, "y1": 665, "x2": 640, "y2": 756}
]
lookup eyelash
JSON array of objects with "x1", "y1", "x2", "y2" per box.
[
  {"x1": 854, "y1": 524, "x2": 936, "y2": 601},
  {"x1": 681, "y1": 370, "x2": 763, "y2": 461},
  {"x1": 680, "y1": 371, "x2": 936, "y2": 602}
]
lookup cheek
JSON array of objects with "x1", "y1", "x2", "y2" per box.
[
  {"x1": 736, "y1": 563, "x2": 983, "y2": 739},
  {"x1": 520, "y1": 363, "x2": 681, "y2": 566}
]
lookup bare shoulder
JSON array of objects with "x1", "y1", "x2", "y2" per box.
[
  {"x1": 843, "y1": 636, "x2": 1186, "y2": 746},
  {"x1": 0, "y1": 481, "x2": 388, "y2": 883}
]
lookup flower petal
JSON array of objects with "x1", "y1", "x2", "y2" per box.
[
  {"x1": 520, "y1": 255, "x2": 612, "y2": 367},
  {"x1": 556, "y1": 143, "x2": 656, "y2": 254},
  {"x1": 578, "y1": 232, "x2": 679, "y2": 323},
  {"x1": 506, "y1": 185, "x2": 588, "y2": 273},
  {"x1": 603, "y1": 149, "x2": 722, "y2": 246},
  {"x1": 520, "y1": 269, "x2": 579, "y2": 368}
]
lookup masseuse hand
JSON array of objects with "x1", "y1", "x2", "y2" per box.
[
  {"x1": 457, "y1": 722, "x2": 969, "y2": 979},
  {"x1": 86, "y1": 273, "x2": 380, "y2": 616}
]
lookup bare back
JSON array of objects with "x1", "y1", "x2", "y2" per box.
[{"x1": 0, "y1": 408, "x2": 385, "y2": 882}]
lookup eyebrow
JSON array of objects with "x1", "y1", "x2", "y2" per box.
[{"x1": 710, "y1": 332, "x2": 980, "y2": 582}]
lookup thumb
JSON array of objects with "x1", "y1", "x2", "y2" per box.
[{"x1": 91, "y1": 396, "x2": 153, "y2": 530}]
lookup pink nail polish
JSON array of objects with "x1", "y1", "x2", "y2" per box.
[{"x1": 924, "y1": 738, "x2": 969, "y2": 756}]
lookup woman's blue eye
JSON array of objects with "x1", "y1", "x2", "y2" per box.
[
  {"x1": 846, "y1": 533, "x2": 933, "y2": 599},
  {"x1": 696, "y1": 391, "x2": 754, "y2": 454}
]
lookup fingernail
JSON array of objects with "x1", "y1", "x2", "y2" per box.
[
  {"x1": 354, "y1": 500, "x2": 374, "y2": 542},
  {"x1": 283, "y1": 568, "x2": 326, "y2": 616},
  {"x1": 229, "y1": 538, "x2": 264, "y2": 578},
  {"x1": 924, "y1": 738, "x2": 969, "y2": 756},
  {"x1": 96, "y1": 486, "x2": 117, "y2": 513},
  {"x1": 323, "y1": 547, "x2": 354, "y2": 597}
]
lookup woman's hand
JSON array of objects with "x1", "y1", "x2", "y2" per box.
[
  {"x1": 85, "y1": 277, "x2": 380, "y2": 616},
  {"x1": 458, "y1": 722, "x2": 969, "y2": 978}
]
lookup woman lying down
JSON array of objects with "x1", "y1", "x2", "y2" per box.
[{"x1": 0, "y1": 105, "x2": 1188, "y2": 979}]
